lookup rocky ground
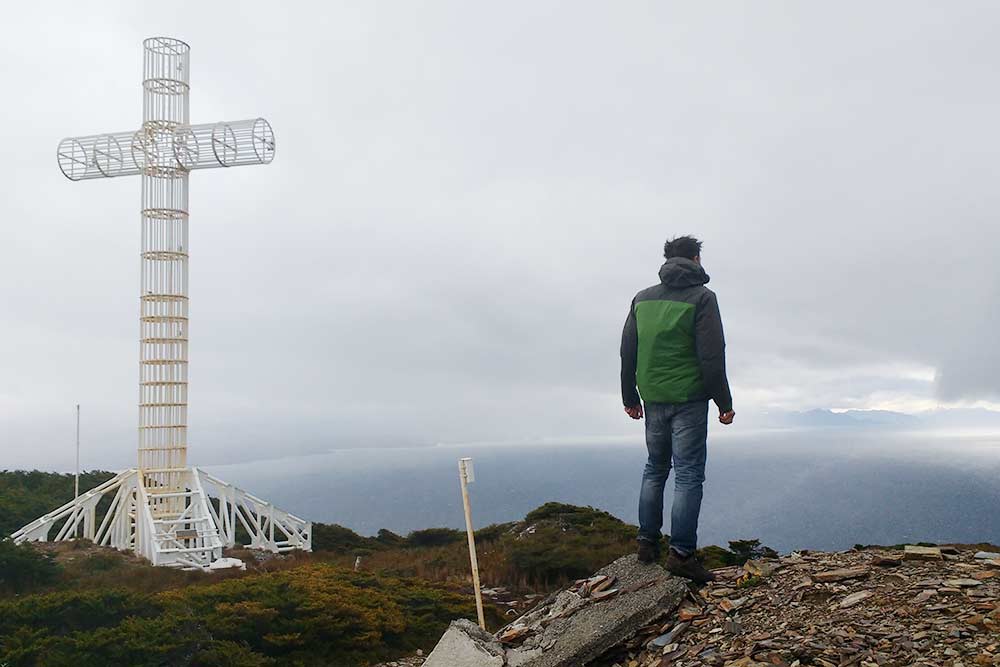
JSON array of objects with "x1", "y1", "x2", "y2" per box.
[
  {"x1": 596, "y1": 545, "x2": 1000, "y2": 667},
  {"x1": 377, "y1": 544, "x2": 1000, "y2": 667},
  {"x1": 376, "y1": 653, "x2": 426, "y2": 667}
]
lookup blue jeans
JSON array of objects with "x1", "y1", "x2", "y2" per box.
[{"x1": 637, "y1": 400, "x2": 709, "y2": 556}]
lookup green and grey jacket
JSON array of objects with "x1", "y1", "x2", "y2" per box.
[{"x1": 620, "y1": 257, "x2": 733, "y2": 412}]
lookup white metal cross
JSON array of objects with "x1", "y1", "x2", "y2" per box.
[
  {"x1": 13, "y1": 37, "x2": 309, "y2": 570},
  {"x1": 57, "y1": 37, "x2": 275, "y2": 489}
]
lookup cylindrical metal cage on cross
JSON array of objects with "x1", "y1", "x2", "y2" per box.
[{"x1": 57, "y1": 118, "x2": 276, "y2": 181}]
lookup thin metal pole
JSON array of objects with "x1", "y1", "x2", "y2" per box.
[
  {"x1": 459, "y1": 458, "x2": 486, "y2": 629},
  {"x1": 75, "y1": 404, "x2": 80, "y2": 538}
]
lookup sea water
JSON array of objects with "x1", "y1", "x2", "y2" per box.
[{"x1": 204, "y1": 429, "x2": 1000, "y2": 553}]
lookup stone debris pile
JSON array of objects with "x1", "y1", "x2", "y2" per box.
[
  {"x1": 379, "y1": 544, "x2": 1000, "y2": 667},
  {"x1": 483, "y1": 586, "x2": 546, "y2": 617},
  {"x1": 595, "y1": 544, "x2": 1000, "y2": 667}
]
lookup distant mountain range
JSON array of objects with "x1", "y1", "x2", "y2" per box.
[{"x1": 759, "y1": 408, "x2": 1000, "y2": 430}]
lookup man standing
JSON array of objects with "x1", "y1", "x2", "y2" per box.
[{"x1": 620, "y1": 235, "x2": 734, "y2": 583}]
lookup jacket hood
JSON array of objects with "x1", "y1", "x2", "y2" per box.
[{"x1": 658, "y1": 257, "x2": 710, "y2": 288}]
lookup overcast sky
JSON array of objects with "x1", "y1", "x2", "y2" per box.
[{"x1": 2, "y1": 2, "x2": 999, "y2": 470}]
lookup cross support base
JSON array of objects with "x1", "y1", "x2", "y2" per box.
[{"x1": 11, "y1": 467, "x2": 311, "y2": 571}]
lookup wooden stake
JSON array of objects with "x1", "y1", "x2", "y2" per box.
[{"x1": 459, "y1": 457, "x2": 486, "y2": 629}]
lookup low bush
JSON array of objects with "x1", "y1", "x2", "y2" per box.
[
  {"x1": 312, "y1": 522, "x2": 382, "y2": 554},
  {"x1": 406, "y1": 528, "x2": 465, "y2": 548},
  {"x1": 0, "y1": 563, "x2": 497, "y2": 667},
  {"x1": 0, "y1": 539, "x2": 60, "y2": 594}
]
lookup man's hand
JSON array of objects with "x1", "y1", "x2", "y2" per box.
[
  {"x1": 625, "y1": 404, "x2": 644, "y2": 420},
  {"x1": 719, "y1": 409, "x2": 735, "y2": 425}
]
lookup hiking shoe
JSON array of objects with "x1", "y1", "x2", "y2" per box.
[
  {"x1": 665, "y1": 549, "x2": 716, "y2": 583},
  {"x1": 637, "y1": 540, "x2": 660, "y2": 564}
]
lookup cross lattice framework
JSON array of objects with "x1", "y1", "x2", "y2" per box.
[{"x1": 12, "y1": 37, "x2": 310, "y2": 570}]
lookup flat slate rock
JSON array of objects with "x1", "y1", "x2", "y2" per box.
[
  {"x1": 904, "y1": 545, "x2": 943, "y2": 560},
  {"x1": 943, "y1": 577, "x2": 982, "y2": 588},
  {"x1": 813, "y1": 566, "x2": 870, "y2": 582},
  {"x1": 839, "y1": 590, "x2": 875, "y2": 608}
]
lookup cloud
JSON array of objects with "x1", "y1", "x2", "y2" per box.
[
  {"x1": 934, "y1": 283, "x2": 1000, "y2": 401},
  {"x1": 2, "y1": 2, "x2": 999, "y2": 469}
]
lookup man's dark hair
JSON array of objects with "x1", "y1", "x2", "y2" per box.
[{"x1": 663, "y1": 235, "x2": 703, "y2": 260}]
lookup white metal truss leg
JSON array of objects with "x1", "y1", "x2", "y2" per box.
[
  {"x1": 196, "y1": 469, "x2": 312, "y2": 554},
  {"x1": 10, "y1": 467, "x2": 311, "y2": 571}
]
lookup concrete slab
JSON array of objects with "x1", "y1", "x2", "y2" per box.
[
  {"x1": 423, "y1": 619, "x2": 506, "y2": 667},
  {"x1": 501, "y1": 554, "x2": 687, "y2": 667}
]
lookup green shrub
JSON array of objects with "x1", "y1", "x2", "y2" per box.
[
  {"x1": 505, "y1": 507, "x2": 636, "y2": 586},
  {"x1": 0, "y1": 564, "x2": 493, "y2": 667},
  {"x1": 312, "y1": 523, "x2": 381, "y2": 554},
  {"x1": 0, "y1": 588, "x2": 159, "y2": 638},
  {"x1": 406, "y1": 528, "x2": 464, "y2": 548},
  {"x1": 0, "y1": 470, "x2": 115, "y2": 538},
  {"x1": 697, "y1": 545, "x2": 734, "y2": 569},
  {"x1": 0, "y1": 540, "x2": 60, "y2": 593},
  {"x1": 697, "y1": 539, "x2": 779, "y2": 569},
  {"x1": 524, "y1": 502, "x2": 619, "y2": 527},
  {"x1": 376, "y1": 529, "x2": 406, "y2": 547},
  {"x1": 80, "y1": 551, "x2": 121, "y2": 572},
  {"x1": 474, "y1": 522, "x2": 512, "y2": 544},
  {"x1": 726, "y1": 539, "x2": 778, "y2": 564}
]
